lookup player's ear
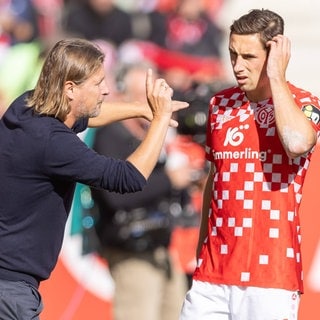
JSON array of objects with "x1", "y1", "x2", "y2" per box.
[{"x1": 64, "y1": 81, "x2": 75, "y2": 99}]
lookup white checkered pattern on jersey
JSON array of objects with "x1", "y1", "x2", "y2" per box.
[{"x1": 195, "y1": 84, "x2": 320, "y2": 292}]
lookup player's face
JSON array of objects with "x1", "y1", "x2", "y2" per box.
[
  {"x1": 73, "y1": 65, "x2": 109, "y2": 119},
  {"x1": 229, "y1": 33, "x2": 270, "y2": 101}
]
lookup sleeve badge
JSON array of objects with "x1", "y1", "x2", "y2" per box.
[{"x1": 302, "y1": 104, "x2": 320, "y2": 125}]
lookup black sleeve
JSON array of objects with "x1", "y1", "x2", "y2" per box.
[
  {"x1": 91, "y1": 123, "x2": 172, "y2": 214},
  {"x1": 44, "y1": 123, "x2": 146, "y2": 194}
]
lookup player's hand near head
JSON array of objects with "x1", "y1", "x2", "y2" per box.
[{"x1": 266, "y1": 35, "x2": 291, "y2": 82}]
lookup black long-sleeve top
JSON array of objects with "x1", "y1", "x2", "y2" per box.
[{"x1": 0, "y1": 92, "x2": 146, "y2": 287}]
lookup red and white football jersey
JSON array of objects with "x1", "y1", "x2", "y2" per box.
[{"x1": 193, "y1": 83, "x2": 320, "y2": 292}]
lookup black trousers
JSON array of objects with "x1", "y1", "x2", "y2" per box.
[{"x1": 0, "y1": 279, "x2": 43, "y2": 319}]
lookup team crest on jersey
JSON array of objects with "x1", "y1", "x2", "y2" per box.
[
  {"x1": 302, "y1": 104, "x2": 320, "y2": 125},
  {"x1": 255, "y1": 104, "x2": 275, "y2": 127}
]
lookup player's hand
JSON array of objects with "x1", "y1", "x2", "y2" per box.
[
  {"x1": 146, "y1": 68, "x2": 189, "y2": 127},
  {"x1": 266, "y1": 35, "x2": 291, "y2": 81}
]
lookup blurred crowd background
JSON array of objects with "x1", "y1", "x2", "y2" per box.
[
  {"x1": 0, "y1": 0, "x2": 232, "y2": 117},
  {"x1": 2, "y1": 0, "x2": 319, "y2": 117},
  {"x1": 2, "y1": 1, "x2": 320, "y2": 319}
]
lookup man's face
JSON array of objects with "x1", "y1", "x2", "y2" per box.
[
  {"x1": 229, "y1": 33, "x2": 270, "y2": 101},
  {"x1": 72, "y1": 65, "x2": 109, "y2": 119}
]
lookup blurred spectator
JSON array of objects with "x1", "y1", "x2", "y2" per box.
[
  {"x1": 115, "y1": 0, "x2": 158, "y2": 13},
  {"x1": 62, "y1": 0, "x2": 133, "y2": 47},
  {"x1": 0, "y1": 41, "x2": 42, "y2": 111},
  {"x1": 114, "y1": 0, "x2": 226, "y2": 94},
  {"x1": 127, "y1": 0, "x2": 223, "y2": 59},
  {"x1": 164, "y1": 77, "x2": 216, "y2": 286},
  {"x1": 0, "y1": 0, "x2": 39, "y2": 45},
  {"x1": 0, "y1": 0, "x2": 43, "y2": 113},
  {"x1": 165, "y1": 0, "x2": 223, "y2": 58},
  {"x1": 32, "y1": 0, "x2": 64, "y2": 39},
  {"x1": 166, "y1": 133, "x2": 207, "y2": 286},
  {"x1": 156, "y1": 0, "x2": 224, "y2": 22},
  {"x1": 0, "y1": 1, "x2": 10, "y2": 58},
  {"x1": 123, "y1": 0, "x2": 167, "y2": 48},
  {"x1": 90, "y1": 61, "x2": 190, "y2": 320}
]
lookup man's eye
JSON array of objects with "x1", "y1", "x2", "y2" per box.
[{"x1": 243, "y1": 54, "x2": 255, "y2": 59}]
